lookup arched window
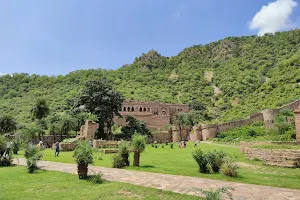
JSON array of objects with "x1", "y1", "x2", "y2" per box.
[
  {"x1": 140, "y1": 108, "x2": 143, "y2": 112},
  {"x1": 144, "y1": 108, "x2": 146, "y2": 112},
  {"x1": 132, "y1": 107, "x2": 134, "y2": 112},
  {"x1": 123, "y1": 107, "x2": 126, "y2": 111},
  {"x1": 162, "y1": 111, "x2": 167, "y2": 115},
  {"x1": 127, "y1": 107, "x2": 130, "y2": 112}
]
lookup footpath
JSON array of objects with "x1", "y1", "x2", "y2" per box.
[{"x1": 14, "y1": 158, "x2": 300, "y2": 200}]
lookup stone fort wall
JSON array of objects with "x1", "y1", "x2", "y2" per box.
[{"x1": 192, "y1": 100, "x2": 300, "y2": 141}]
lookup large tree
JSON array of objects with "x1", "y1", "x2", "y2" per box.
[
  {"x1": 30, "y1": 99, "x2": 50, "y2": 140},
  {"x1": 121, "y1": 116, "x2": 152, "y2": 140},
  {"x1": 73, "y1": 79, "x2": 124, "y2": 139},
  {"x1": 173, "y1": 112, "x2": 192, "y2": 138},
  {"x1": 0, "y1": 115, "x2": 17, "y2": 135}
]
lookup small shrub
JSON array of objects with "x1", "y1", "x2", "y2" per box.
[
  {"x1": 112, "y1": 153, "x2": 125, "y2": 168},
  {"x1": 170, "y1": 143, "x2": 174, "y2": 149},
  {"x1": 97, "y1": 154, "x2": 103, "y2": 160},
  {"x1": 155, "y1": 145, "x2": 158, "y2": 148},
  {"x1": 192, "y1": 149, "x2": 226, "y2": 174},
  {"x1": 165, "y1": 142, "x2": 168, "y2": 145},
  {"x1": 220, "y1": 157, "x2": 238, "y2": 177},
  {"x1": 24, "y1": 144, "x2": 43, "y2": 173},
  {"x1": 162, "y1": 145, "x2": 164, "y2": 148},
  {"x1": 151, "y1": 143, "x2": 154, "y2": 147},
  {"x1": 0, "y1": 155, "x2": 13, "y2": 167},
  {"x1": 200, "y1": 187, "x2": 234, "y2": 200},
  {"x1": 90, "y1": 170, "x2": 104, "y2": 184},
  {"x1": 247, "y1": 129, "x2": 256, "y2": 137}
]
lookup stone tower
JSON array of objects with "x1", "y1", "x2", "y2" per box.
[{"x1": 294, "y1": 107, "x2": 300, "y2": 142}]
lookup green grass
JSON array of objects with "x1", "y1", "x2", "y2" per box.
[
  {"x1": 252, "y1": 144, "x2": 300, "y2": 150},
  {"x1": 17, "y1": 142, "x2": 300, "y2": 190},
  {"x1": 0, "y1": 166, "x2": 200, "y2": 200}
]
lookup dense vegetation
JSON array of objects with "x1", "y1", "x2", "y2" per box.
[{"x1": 1, "y1": 30, "x2": 300, "y2": 126}]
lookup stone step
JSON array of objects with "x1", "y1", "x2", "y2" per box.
[{"x1": 264, "y1": 162, "x2": 296, "y2": 168}]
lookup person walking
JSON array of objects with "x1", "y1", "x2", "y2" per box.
[{"x1": 54, "y1": 141, "x2": 60, "y2": 157}]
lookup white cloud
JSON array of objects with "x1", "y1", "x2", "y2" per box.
[
  {"x1": 249, "y1": 0, "x2": 298, "y2": 36},
  {"x1": 0, "y1": 72, "x2": 12, "y2": 77}
]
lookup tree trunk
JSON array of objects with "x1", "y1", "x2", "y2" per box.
[
  {"x1": 77, "y1": 163, "x2": 88, "y2": 179},
  {"x1": 60, "y1": 133, "x2": 63, "y2": 141},
  {"x1": 121, "y1": 153, "x2": 130, "y2": 166},
  {"x1": 133, "y1": 152, "x2": 140, "y2": 167},
  {"x1": 179, "y1": 125, "x2": 182, "y2": 141}
]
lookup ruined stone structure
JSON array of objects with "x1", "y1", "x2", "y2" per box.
[
  {"x1": 114, "y1": 100, "x2": 190, "y2": 130},
  {"x1": 191, "y1": 100, "x2": 300, "y2": 141},
  {"x1": 76, "y1": 120, "x2": 99, "y2": 140},
  {"x1": 294, "y1": 106, "x2": 300, "y2": 142},
  {"x1": 240, "y1": 142, "x2": 300, "y2": 167}
]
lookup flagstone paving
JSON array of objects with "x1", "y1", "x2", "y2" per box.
[{"x1": 14, "y1": 158, "x2": 300, "y2": 200}]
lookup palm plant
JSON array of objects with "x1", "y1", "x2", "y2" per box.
[
  {"x1": 119, "y1": 140, "x2": 130, "y2": 166},
  {"x1": 73, "y1": 141, "x2": 93, "y2": 179},
  {"x1": 0, "y1": 115, "x2": 17, "y2": 135},
  {"x1": 131, "y1": 134, "x2": 146, "y2": 167},
  {"x1": 30, "y1": 99, "x2": 50, "y2": 140}
]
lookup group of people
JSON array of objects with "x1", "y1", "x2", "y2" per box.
[{"x1": 33, "y1": 140, "x2": 60, "y2": 157}]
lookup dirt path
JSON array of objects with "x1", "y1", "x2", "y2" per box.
[{"x1": 14, "y1": 158, "x2": 300, "y2": 200}]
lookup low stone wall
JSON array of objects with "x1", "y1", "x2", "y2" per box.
[
  {"x1": 240, "y1": 142, "x2": 300, "y2": 167},
  {"x1": 52, "y1": 142, "x2": 76, "y2": 151},
  {"x1": 152, "y1": 131, "x2": 172, "y2": 143},
  {"x1": 93, "y1": 140, "x2": 120, "y2": 148},
  {"x1": 102, "y1": 149, "x2": 119, "y2": 154}
]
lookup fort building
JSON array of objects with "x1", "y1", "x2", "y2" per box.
[{"x1": 113, "y1": 100, "x2": 190, "y2": 130}]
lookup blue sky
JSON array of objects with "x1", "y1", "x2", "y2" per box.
[{"x1": 0, "y1": 0, "x2": 299, "y2": 75}]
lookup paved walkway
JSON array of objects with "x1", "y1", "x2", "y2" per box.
[{"x1": 14, "y1": 158, "x2": 300, "y2": 200}]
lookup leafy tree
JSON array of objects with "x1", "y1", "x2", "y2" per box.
[
  {"x1": 0, "y1": 115, "x2": 17, "y2": 135},
  {"x1": 173, "y1": 112, "x2": 192, "y2": 138},
  {"x1": 73, "y1": 141, "x2": 93, "y2": 179},
  {"x1": 121, "y1": 116, "x2": 152, "y2": 140},
  {"x1": 131, "y1": 134, "x2": 146, "y2": 167},
  {"x1": 58, "y1": 114, "x2": 76, "y2": 140},
  {"x1": 73, "y1": 79, "x2": 124, "y2": 139}
]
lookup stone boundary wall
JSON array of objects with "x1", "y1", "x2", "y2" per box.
[
  {"x1": 216, "y1": 118, "x2": 255, "y2": 133},
  {"x1": 193, "y1": 100, "x2": 300, "y2": 141},
  {"x1": 93, "y1": 140, "x2": 120, "y2": 148},
  {"x1": 52, "y1": 142, "x2": 76, "y2": 151},
  {"x1": 279, "y1": 100, "x2": 300, "y2": 110},
  {"x1": 240, "y1": 142, "x2": 300, "y2": 167},
  {"x1": 152, "y1": 131, "x2": 172, "y2": 143}
]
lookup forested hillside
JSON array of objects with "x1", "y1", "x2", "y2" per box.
[{"x1": 1, "y1": 30, "x2": 300, "y2": 125}]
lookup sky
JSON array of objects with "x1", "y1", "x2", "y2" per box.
[{"x1": 0, "y1": 0, "x2": 299, "y2": 76}]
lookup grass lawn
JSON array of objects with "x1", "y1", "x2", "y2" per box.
[
  {"x1": 17, "y1": 142, "x2": 300, "y2": 190},
  {"x1": 0, "y1": 166, "x2": 200, "y2": 200}
]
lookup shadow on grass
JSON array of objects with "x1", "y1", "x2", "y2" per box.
[{"x1": 139, "y1": 165, "x2": 155, "y2": 169}]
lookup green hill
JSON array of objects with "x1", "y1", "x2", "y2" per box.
[{"x1": 1, "y1": 30, "x2": 300, "y2": 125}]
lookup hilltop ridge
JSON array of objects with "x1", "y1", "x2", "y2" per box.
[{"x1": 1, "y1": 29, "x2": 300, "y2": 124}]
